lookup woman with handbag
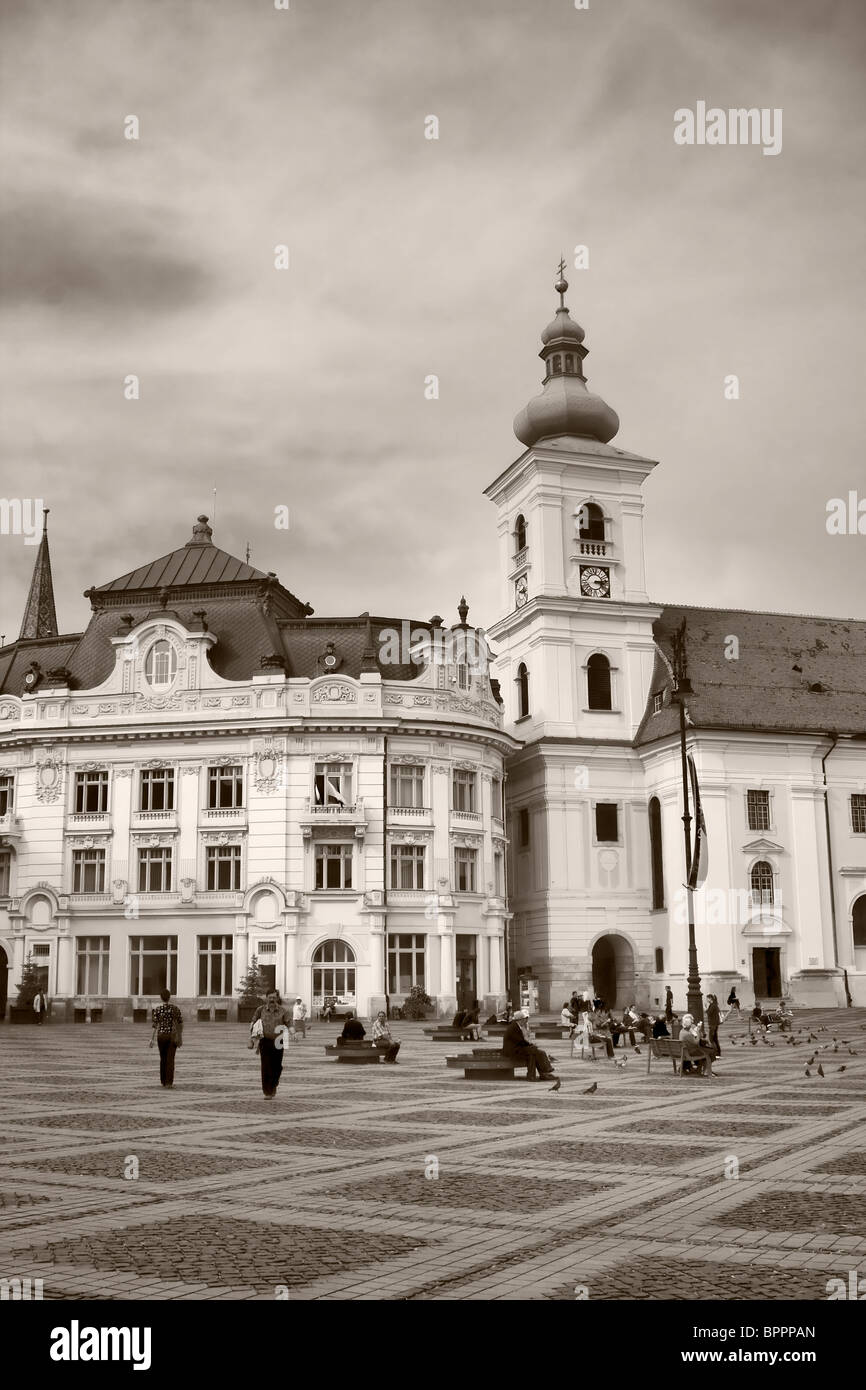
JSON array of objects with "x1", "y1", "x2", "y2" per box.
[
  {"x1": 251, "y1": 991, "x2": 293, "y2": 1099},
  {"x1": 150, "y1": 989, "x2": 183, "y2": 1089}
]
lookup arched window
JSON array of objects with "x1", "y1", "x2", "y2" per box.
[
  {"x1": 144, "y1": 640, "x2": 176, "y2": 689},
  {"x1": 649, "y1": 797, "x2": 664, "y2": 909},
  {"x1": 750, "y1": 861, "x2": 774, "y2": 906},
  {"x1": 564, "y1": 354, "x2": 575, "y2": 373},
  {"x1": 578, "y1": 502, "x2": 605, "y2": 542},
  {"x1": 312, "y1": 939, "x2": 356, "y2": 1004},
  {"x1": 853, "y1": 896, "x2": 866, "y2": 948},
  {"x1": 514, "y1": 514, "x2": 527, "y2": 554},
  {"x1": 516, "y1": 662, "x2": 529, "y2": 719},
  {"x1": 587, "y1": 653, "x2": 612, "y2": 710},
  {"x1": 552, "y1": 355, "x2": 563, "y2": 374}
]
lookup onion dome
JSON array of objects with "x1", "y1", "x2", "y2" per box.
[{"x1": 513, "y1": 270, "x2": 619, "y2": 447}]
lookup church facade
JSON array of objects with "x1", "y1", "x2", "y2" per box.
[
  {"x1": 487, "y1": 273, "x2": 866, "y2": 1013},
  {"x1": 0, "y1": 516, "x2": 515, "y2": 1021}
]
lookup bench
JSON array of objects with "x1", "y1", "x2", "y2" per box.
[
  {"x1": 445, "y1": 1050, "x2": 530, "y2": 1081},
  {"x1": 324, "y1": 1042, "x2": 381, "y2": 1065},
  {"x1": 423, "y1": 1026, "x2": 486, "y2": 1041},
  {"x1": 646, "y1": 1038, "x2": 714, "y2": 1076},
  {"x1": 534, "y1": 1025, "x2": 574, "y2": 1040}
]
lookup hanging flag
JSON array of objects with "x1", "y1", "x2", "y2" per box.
[{"x1": 687, "y1": 753, "x2": 708, "y2": 889}]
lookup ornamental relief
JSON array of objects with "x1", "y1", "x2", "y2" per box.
[
  {"x1": 181, "y1": 764, "x2": 203, "y2": 776},
  {"x1": 384, "y1": 693, "x2": 404, "y2": 705},
  {"x1": 450, "y1": 832, "x2": 483, "y2": 847},
  {"x1": 311, "y1": 682, "x2": 357, "y2": 703},
  {"x1": 0, "y1": 702, "x2": 21, "y2": 721},
  {"x1": 202, "y1": 831, "x2": 244, "y2": 846},
  {"x1": 35, "y1": 756, "x2": 64, "y2": 803},
  {"x1": 388, "y1": 830, "x2": 434, "y2": 844},
  {"x1": 132, "y1": 832, "x2": 176, "y2": 847},
  {"x1": 454, "y1": 760, "x2": 480, "y2": 772},
  {"x1": 253, "y1": 748, "x2": 284, "y2": 794},
  {"x1": 137, "y1": 696, "x2": 182, "y2": 711},
  {"x1": 68, "y1": 834, "x2": 112, "y2": 848},
  {"x1": 389, "y1": 754, "x2": 429, "y2": 765}
]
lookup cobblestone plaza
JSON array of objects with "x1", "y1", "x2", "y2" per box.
[{"x1": 2, "y1": 1009, "x2": 865, "y2": 1302}]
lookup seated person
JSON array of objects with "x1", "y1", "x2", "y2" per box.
[
  {"x1": 337, "y1": 1012, "x2": 366, "y2": 1045},
  {"x1": 502, "y1": 1010, "x2": 557, "y2": 1082},
  {"x1": 560, "y1": 1002, "x2": 577, "y2": 1032},
  {"x1": 371, "y1": 1010, "x2": 400, "y2": 1063},
  {"x1": 678, "y1": 1013, "x2": 716, "y2": 1076},
  {"x1": 635, "y1": 1012, "x2": 653, "y2": 1041},
  {"x1": 321, "y1": 996, "x2": 338, "y2": 1022},
  {"x1": 610, "y1": 1015, "x2": 636, "y2": 1048},
  {"x1": 669, "y1": 1013, "x2": 682, "y2": 1038},
  {"x1": 652, "y1": 1015, "x2": 670, "y2": 1038},
  {"x1": 460, "y1": 1000, "x2": 482, "y2": 1040},
  {"x1": 776, "y1": 1001, "x2": 794, "y2": 1030},
  {"x1": 751, "y1": 1001, "x2": 771, "y2": 1030},
  {"x1": 569, "y1": 992, "x2": 582, "y2": 1018},
  {"x1": 587, "y1": 1009, "x2": 615, "y2": 1059},
  {"x1": 452, "y1": 1008, "x2": 467, "y2": 1028}
]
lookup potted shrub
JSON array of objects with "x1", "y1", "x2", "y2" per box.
[
  {"x1": 236, "y1": 954, "x2": 267, "y2": 1023},
  {"x1": 10, "y1": 953, "x2": 42, "y2": 1024},
  {"x1": 400, "y1": 985, "x2": 433, "y2": 1020}
]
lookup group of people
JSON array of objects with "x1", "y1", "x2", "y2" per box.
[
  {"x1": 451, "y1": 1000, "x2": 482, "y2": 1040},
  {"x1": 554, "y1": 988, "x2": 731, "y2": 1076}
]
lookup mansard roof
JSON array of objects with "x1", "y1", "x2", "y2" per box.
[{"x1": 635, "y1": 604, "x2": 866, "y2": 746}]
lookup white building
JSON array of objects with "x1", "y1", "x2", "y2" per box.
[
  {"x1": 0, "y1": 515, "x2": 515, "y2": 1021},
  {"x1": 486, "y1": 273, "x2": 866, "y2": 1012}
]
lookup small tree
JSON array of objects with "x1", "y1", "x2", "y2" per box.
[
  {"x1": 236, "y1": 954, "x2": 268, "y2": 1005},
  {"x1": 16, "y1": 953, "x2": 43, "y2": 1007},
  {"x1": 401, "y1": 985, "x2": 433, "y2": 1020}
]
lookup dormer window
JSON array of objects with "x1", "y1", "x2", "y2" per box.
[{"x1": 144, "y1": 640, "x2": 177, "y2": 689}]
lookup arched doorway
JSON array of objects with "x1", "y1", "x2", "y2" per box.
[
  {"x1": 0, "y1": 944, "x2": 7, "y2": 1020},
  {"x1": 591, "y1": 934, "x2": 635, "y2": 1009},
  {"x1": 312, "y1": 940, "x2": 357, "y2": 1011}
]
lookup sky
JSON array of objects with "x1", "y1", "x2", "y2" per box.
[{"x1": 1, "y1": 0, "x2": 864, "y2": 644}]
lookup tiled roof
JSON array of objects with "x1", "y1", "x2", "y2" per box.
[
  {"x1": 0, "y1": 637, "x2": 83, "y2": 697},
  {"x1": 94, "y1": 544, "x2": 267, "y2": 592},
  {"x1": 635, "y1": 605, "x2": 866, "y2": 746}
]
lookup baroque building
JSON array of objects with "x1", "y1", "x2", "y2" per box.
[
  {"x1": 487, "y1": 273, "x2": 866, "y2": 1012},
  {"x1": 0, "y1": 515, "x2": 515, "y2": 1021}
]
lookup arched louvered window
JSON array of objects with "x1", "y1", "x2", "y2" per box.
[
  {"x1": 514, "y1": 514, "x2": 526, "y2": 553},
  {"x1": 587, "y1": 653, "x2": 612, "y2": 710},
  {"x1": 516, "y1": 662, "x2": 529, "y2": 719},
  {"x1": 578, "y1": 502, "x2": 605, "y2": 542},
  {"x1": 649, "y1": 797, "x2": 664, "y2": 909}
]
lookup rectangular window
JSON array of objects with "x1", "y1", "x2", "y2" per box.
[
  {"x1": 72, "y1": 848, "x2": 106, "y2": 893},
  {"x1": 387, "y1": 933, "x2": 426, "y2": 993},
  {"x1": 314, "y1": 762, "x2": 352, "y2": 807},
  {"x1": 76, "y1": 936, "x2": 110, "y2": 995},
  {"x1": 389, "y1": 764, "x2": 425, "y2": 808},
  {"x1": 652, "y1": 692, "x2": 663, "y2": 715},
  {"x1": 747, "y1": 789, "x2": 771, "y2": 832},
  {"x1": 493, "y1": 850, "x2": 504, "y2": 896},
  {"x1": 452, "y1": 769, "x2": 476, "y2": 813},
  {"x1": 491, "y1": 776, "x2": 504, "y2": 819},
  {"x1": 140, "y1": 768, "x2": 175, "y2": 812},
  {"x1": 206, "y1": 845, "x2": 242, "y2": 890},
  {"x1": 138, "y1": 847, "x2": 173, "y2": 892},
  {"x1": 207, "y1": 765, "x2": 244, "y2": 809},
  {"x1": 654, "y1": 947, "x2": 664, "y2": 973},
  {"x1": 198, "y1": 935, "x2": 233, "y2": 996},
  {"x1": 852, "y1": 795, "x2": 866, "y2": 835},
  {"x1": 0, "y1": 774, "x2": 14, "y2": 816},
  {"x1": 519, "y1": 807, "x2": 530, "y2": 848},
  {"x1": 455, "y1": 664, "x2": 470, "y2": 690},
  {"x1": 315, "y1": 843, "x2": 353, "y2": 889},
  {"x1": 595, "y1": 803, "x2": 619, "y2": 842},
  {"x1": 74, "y1": 770, "x2": 109, "y2": 814},
  {"x1": 0, "y1": 850, "x2": 11, "y2": 896},
  {"x1": 390, "y1": 844, "x2": 425, "y2": 890},
  {"x1": 454, "y1": 847, "x2": 478, "y2": 892},
  {"x1": 129, "y1": 935, "x2": 178, "y2": 995}
]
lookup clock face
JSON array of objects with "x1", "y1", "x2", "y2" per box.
[
  {"x1": 515, "y1": 577, "x2": 528, "y2": 608},
  {"x1": 580, "y1": 565, "x2": 610, "y2": 598}
]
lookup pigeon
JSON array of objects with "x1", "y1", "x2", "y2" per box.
[
  {"x1": 634, "y1": 1047, "x2": 641, "y2": 1054},
  {"x1": 804, "y1": 1067, "x2": 812, "y2": 1077},
  {"x1": 817, "y1": 1063, "x2": 825, "y2": 1077},
  {"x1": 808, "y1": 1033, "x2": 818, "y2": 1041},
  {"x1": 838, "y1": 1066, "x2": 846, "y2": 1073},
  {"x1": 807, "y1": 1056, "x2": 816, "y2": 1066},
  {"x1": 750, "y1": 1037, "x2": 758, "y2": 1046},
  {"x1": 583, "y1": 1082, "x2": 598, "y2": 1094},
  {"x1": 848, "y1": 1048, "x2": 857, "y2": 1056},
  {"x1": 833, "y1": 1045, "x2": 839, "y2": 1053},
  {"x1": 548, "y1": 1078, "x2": 562, "y2": 1092}
]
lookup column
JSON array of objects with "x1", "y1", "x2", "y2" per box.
[
  {"x1": 439, "y1": 929, "x2": 456, "y2": 1011},
  {"x1": 284, "y1": 930, "x2": 297, "y2": 998},
  {"x1": 369, "y1": 926, "x2": 384, "y2": 1013},
  {"x1": 56, "y1": 930, "x2": 74, "y2": 997},
  {"x1": 489, "y1": 930, "x2": 503, "y2": 995},
  {"x1": 235, "y1": 928, "x2": 248, "y2": 983}
]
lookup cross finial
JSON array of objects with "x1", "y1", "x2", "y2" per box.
[
  {"x1": 555, "y1": 256, "x2": 568, "y2": 309},
  {"x1": 557, "y1": 256, "x2": 567, "y2": 279}
]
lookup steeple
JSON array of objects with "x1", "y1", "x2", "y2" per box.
[
  {"x1": 19, "y1": 509, "x2": 58, "y2": 640},
  {"x1": 513, "y1": 266, "x2": 619, "y2": 448}
]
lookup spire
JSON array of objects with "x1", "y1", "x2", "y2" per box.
[
  {"x1": 19, "y1": 509, "x2": 58, "y2": 640},
  {"x1": 513, "y1": 267, "x2": 619, "y2": 447}
]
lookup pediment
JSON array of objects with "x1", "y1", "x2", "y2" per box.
[
  {"x1": 742, "y1": 838, "x2": 786, "y2": 855},
  {"x1": 741, "y1": 913, "x2": 793, "y2": 937}
]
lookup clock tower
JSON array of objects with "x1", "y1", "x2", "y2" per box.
[{"x1": 484, "y1": 271, "x2": 662, "y2": 1009}]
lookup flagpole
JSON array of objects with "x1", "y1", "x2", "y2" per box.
[{"x1": 670, "y1": 620, "x2": 704, "y2": 1025}]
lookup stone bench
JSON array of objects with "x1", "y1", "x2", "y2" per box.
[
  {"x1": 445, "y1": 1051, "x2": 529, "y2": 1081},
  {"x1": 324, "y1": 1042, "x2": 381, "y2": 1065},
  {"x1": 423, "y1": 1026, "x2": 485, "y2": 1041}
]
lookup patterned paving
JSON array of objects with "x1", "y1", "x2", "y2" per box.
[{"x1": 1, "y1": 1009, "x2": 865, "y2": 1300}]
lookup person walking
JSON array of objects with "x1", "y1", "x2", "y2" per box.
[
  {"x1": 706, "y1": 994, "x2": 722, "y2": 1057},
  {"x1": 252, "y1": 991, "x2": 292, "y2": 1098},
  {"x1": 292, "y1": 996, "x2": 307, "y2": 1038},
  {"x1": 149, "y1": 989, "x2": 183, "y2": 1088},
  {"x1": 665, "y1": 986, "x2": 674, "y2": 1023},
  {"x1": 371, "y1": 1011, "x2": 400, "y2": 1062},
  {"x1": 33, "y1": 988, "x2": 47, "y2": 1025}
]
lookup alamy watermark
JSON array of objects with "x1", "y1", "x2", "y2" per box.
[
  {"x1": 0, "y1": 498, "x2": 45, "y2": 545},
  {"x1": 674, "y1": 103, "x2": 782, "y2": 157}
]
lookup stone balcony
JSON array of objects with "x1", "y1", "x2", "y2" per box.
[{"x1": 0, "y1": 811, "x2": 23, "y2": 843}]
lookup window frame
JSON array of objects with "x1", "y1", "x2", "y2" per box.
[
  {"x1": 129, "y1": 935, "x2": 178, "y2": 996},
  {"x1": 586, "y1": 652, "x2": 613, "y2": 711},
  {"x1": 139, "y1": 768, "x2": 175, "y2": 812},
  {"x1": 594, "y1": 801, "x2": 620, "y2": 845},
  {"x1": 76, "y1": 936, "x2": 110, "y2": 995},
  {"x1": 452, "y1": 769, "x2": 477, "y2": 814},
  {"x1": 313, "y1": 761, "x2": 353, "y2": 808},
  {"x1": 143, "y1": 639, "x2": 177, "y2": 690},
  {"x1": 137, "y1": 846, "x2": 174, "y2": 893},
  {"x1": 454, "y1": 846, "x2": 478, "y2": 893},
  {"x1": 205, "y1": 844, "x2": 242, "y2": 891},
  {"x1": 207, "y1": 765, "x2": 244, "y2": 809},
  {"x1": 197, "y1": 934, "x2": 234, "y2": 996},
  {"x1": 314, "y1": 842, "x2": 354, "y2": 890},
  {"x1": 389, "y1": 764, "x2": 425, "y2": 809},
  {"x1": 0, "y1": 773, "x2": 14, "y2": 817},
  {"x1": 72, "y1": 846, "x2": 106, "y2": 894},
  {"x1": 389, "y1": 843, "x2": 426, "y2": 891},
  {"x1": 746, "y1": 789, "x2": 772, "y2": 833},
  {"x1": 851, "y1": 794, "x2": 866, "y2": 835},
  {"x1": 387, "y1": 933, "x2": 426, "y2": 994}
]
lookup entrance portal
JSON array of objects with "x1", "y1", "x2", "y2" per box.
[
  {"x1": 455, "y1": 936, "x2": 477, "y2": 1012},
  {"x1": 753, "y1": 947, "x2": 782, "y2": 999},
  {"x1": 0, "y1": 944, "x2": 7, "y2": 1020},
  {"x1": 591, "y1": 934, "x2": 635, "y2": 1011}
]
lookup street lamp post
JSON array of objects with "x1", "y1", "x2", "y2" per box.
[{"x1": 670, "y1": 621, "x2": 704, "y2": 1025}]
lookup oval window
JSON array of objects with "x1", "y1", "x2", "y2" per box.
[{"x1": 144, "y1": 640, "x2": 177, "y2": 689}]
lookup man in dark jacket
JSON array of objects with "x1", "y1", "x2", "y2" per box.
[
  {"x1": 502, "y1": 1010, "x2": 556, "y2": 1081},
  {"x1": 338, "y1": 1012, "x2": 366, "y2": 1043}
]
